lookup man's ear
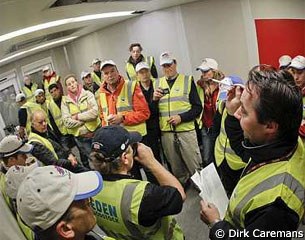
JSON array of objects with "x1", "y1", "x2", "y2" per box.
[
  {"x1": 265, "y1": 121, "x2": 278, "y2": 135},
  {"x1": 56, "y1": 221, "x2": 75, "y2": 239}
]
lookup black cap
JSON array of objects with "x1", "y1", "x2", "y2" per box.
[{"x1": 91, "y1": 126, "x2": 142, "y2": 159}]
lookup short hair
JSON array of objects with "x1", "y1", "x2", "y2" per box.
[
  {"x1": 129, "y1": 43, "x2": 143, "y2": 52},
  {"x1": 64, "y1": 74, "x2": 77, "y2": 86},
  {"x1": 48, "y1": 83, "x2": 58, "y2": 92},
  {"x1": 247, "y1": 69, "x2": 302, "y2": 142}
]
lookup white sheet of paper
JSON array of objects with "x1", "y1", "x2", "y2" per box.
[{"x1": 192, "y1": 163, "x2": 229, "y2": 219}]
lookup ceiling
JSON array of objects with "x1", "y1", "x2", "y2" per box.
[{"x1": 0, "y1": 0, "x2": 198, "y2": 66}]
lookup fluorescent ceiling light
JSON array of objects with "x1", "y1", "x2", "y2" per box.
[
  {"x1": 0, "y1": 11, "x2": 134, "y2": 43},
  {"x1": 0, "y1": 36, "x2": 78, "y2": 64}
]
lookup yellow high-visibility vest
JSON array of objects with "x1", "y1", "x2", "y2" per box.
[
  {"x1": 225, "y1": 138, "x2": 305, "y2": 228},
  {"x1": 93, "y1": 179, "x2": 184, "y2": 240},
  {"x1": 214, "y1": 108, "x2": 246, "y2": 170},
  {"x1": 22, "y1": 83, "x2": 38, "y2": 102},
  {"x1": 155, "y1": 74, "x2": 194, "y2": 132},
  {"x1": 28, "y1": 132, "x2": 58, "y2": 160},
  {"x1": 99, "y1": 80, "x2": 147, "y2": 136},
  {"x1": 64, "y1": 94, "x2": 100, "y2": 137},
  {"x1": 43, "y1": 75, "x2": 59, "y2": 101},
  {"x1": 91, "y1": 72, "x2": 103, "y2": 86},
  {"x1": 125, "y1": 56, "x2": 154, "y2": 81},
  {"x1": 48, "y1": 98, "x2": 68, "y2": 135}
]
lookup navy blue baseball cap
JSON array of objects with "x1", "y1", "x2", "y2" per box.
[{"x1": 92, "y1": 126, "x2": 142, "y2": 159}]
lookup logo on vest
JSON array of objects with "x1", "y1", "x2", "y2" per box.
[
  {"x1": 91, "y1": 199, "x2": 119, "y2": 223},
  {"x1": 121, "y1": 97, "x2": 126, "y2": 102}
]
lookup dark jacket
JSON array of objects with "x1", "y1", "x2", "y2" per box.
[{"x1": 30, "y1": 128, "x2": 87, "y2": 173}]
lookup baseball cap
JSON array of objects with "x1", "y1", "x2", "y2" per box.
[
  {"x1": 34, "y1": 89, "x2": 44, "y2": 97},
  {"x1": 16, "y1": 93, "x2": 26, "y2": 103},
  {"x1": 92, "y1": 125, "x2": 142, "y2": 160},
  {"x1": 81, "y1": 70, "x2": 91, "y2": 79},
  {"x1": 5, "y1": 162, "x2": 39, "y2": 199},
  {"x1": 100, "y1": 60, "x2": 116, "y2": 71},
  {"x1": 160, "y1": 52, "x2": 175, "y2": 66},
  {"x1": 91, "y1": 58, "x2": 101, "y2": 66},
  {"x1": 0, "y1": 135, "x2": 33, "y2": 158},
  {"x1": 17, "y1": 166, "x2": 103, "y2": 231},
  {"x1": 42, "y1": 66, "x2": 50, "y2": 72},
  {"x1": 135, "y1": 62, "x2": 150, "y2": 72},
  {"x1": 289, "y1": 55, "x2": 305, "y2": 70},
  {"x1": 196, "y1": 58, "x2": 218, "y2": 72},
  {"x1": 278, "y1": 55, "x2": 291, "y2": 68}
]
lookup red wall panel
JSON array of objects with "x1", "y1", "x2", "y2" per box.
[{"x1": 255, "y1": 19, "x2": 305, "y2": 68}]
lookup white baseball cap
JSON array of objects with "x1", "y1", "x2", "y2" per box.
[
  {"x1": 0, "y1": 135, "x2": 33, "y2": 158},
  {"x1": 81, "y1": 70, "x2": 91, "y2": 79},
  {"x1": 196, "y1": 58, "x2": 218, "y2": 72},
  {"x1": 34, "y1": 89, "x2": 44, "y2": 97},
  {"x1": 91, "y1": 58, "x2": 101, "y2": 66},
  {"x1": 160, "y1": 52, "x2": 175, "y2": 66},
  {"x1": 135, "y1": 62, "x2": 150, "y2": 72},
  {"x1": 42, "y1": 66, "x2": 50, "y2": 72},
  {"x1": 17, "y1": 166, "x2": 103, "y2": 231},
  {"x1": 16, "y1": 93, "x2": 26, "y2": 103},
  {"x1": 278, "y1": 55, "x2": 291, "y2": 68},
  {"x1": 5, "y1": 162, "x2": 39, "y2": 199},
  {"x1": 289, "y1": 55, "x2": 305, "y2": 70},
  {"x1": 100, "y1": 60, "x2": 116, "y2": 71}
]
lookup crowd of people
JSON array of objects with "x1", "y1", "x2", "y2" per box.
[{"x1": 0, "y1": 42, "x2": 304, "y2": 240}]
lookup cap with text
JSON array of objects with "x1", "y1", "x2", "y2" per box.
[
  {"x1": 160, "y1": 52, "x2": 175, "y2": 66},
  {"x1": 278, "y1": 55, "x2": 291, "y2": 68},
  {"x1": 196, "y1": 58, "x2": 218, "y2": 72}
]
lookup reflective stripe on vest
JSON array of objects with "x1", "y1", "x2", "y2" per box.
[
  {"x1": 195, "y1": 84, "x2": 204, "y2": 129},
  {"x1": 225, "y1": 139, "x2": 305, "y2": 228},
  {"x1": 214, "y1": 109, "x2": 246, "y2": 170},
  {"x1": 65, "y1": 95, "x2": 100, "y2": 136},
  {"x1": 48, "y1": 99, "x2": 67, "y2": 135},
  {"x1": 99, "y1": 81, "x2": 147, "y2": 136},
  {"x1": 20, "y1": 102, "x2": 42, "y2": 134},
  {"x1": 125, "y1": 56, "x2": 154, "y2": 81},
  {"x1": 155, "y1": 75, "x2": 194, "y2": 132},
  {"x1": 29, "y1": 132, "x2": 58, "y2": 160},
  {"x1": 91, "y1": 72, "x2": 102, "y2": 86},
  {"x1": 92, "y1": 179, "x2": 183, "y2": 240},
  {"x1": 22, "y1": 83, "x2": 38, "y2": 102}
]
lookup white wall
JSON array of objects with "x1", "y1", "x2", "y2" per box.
[{"x1": 0, "y1": 47, "x2": 70, "y2": 91}]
